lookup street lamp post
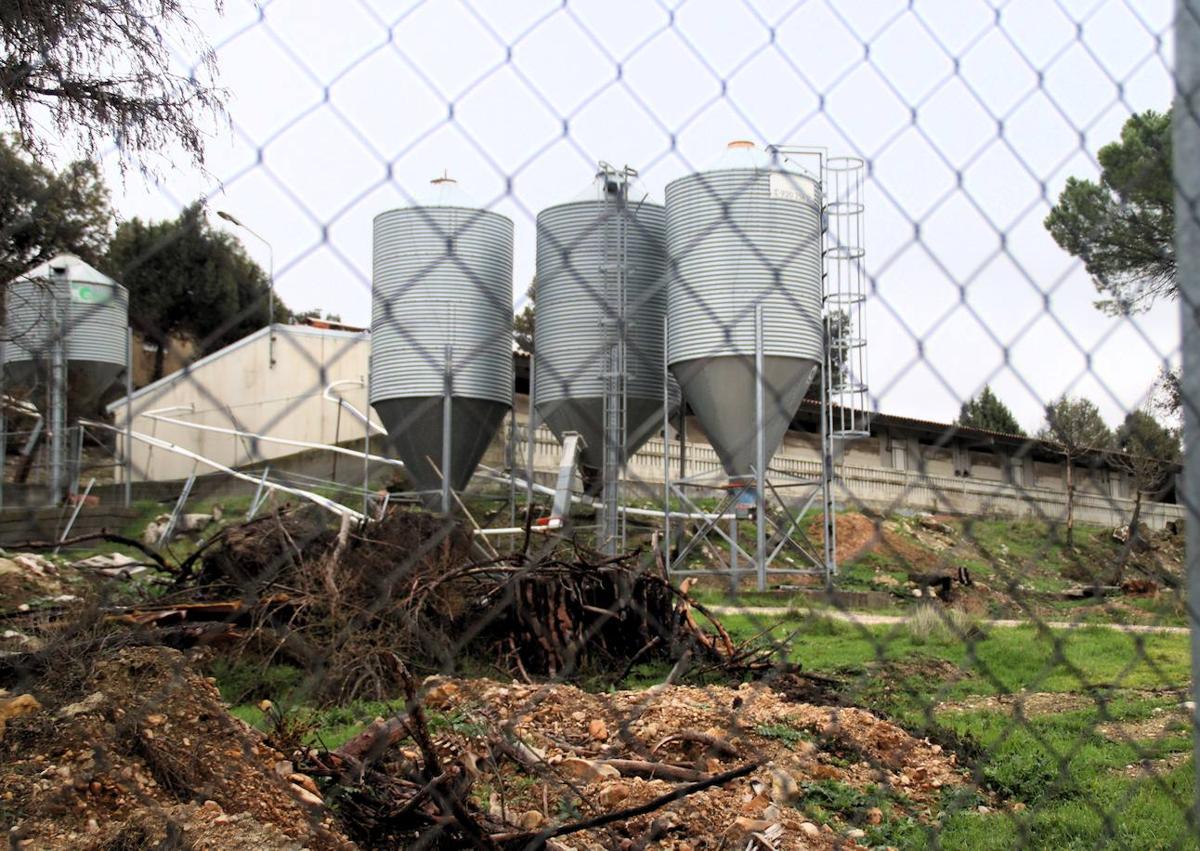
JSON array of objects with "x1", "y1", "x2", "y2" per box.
[{"x1": 217, "y1": 210, "x2": 276, "y2": 368}]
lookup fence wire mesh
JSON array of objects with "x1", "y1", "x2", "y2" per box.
[{"x1": 0, "y1": 0, "x2": 1197, "y2": 848}]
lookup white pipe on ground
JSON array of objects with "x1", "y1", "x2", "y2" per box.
[
  {"x1": 80, "y1": 419, "x2": 365, "y2": 521},
  {"x1": 139, "y1": 411, "x2": 404, "y2": 468}
]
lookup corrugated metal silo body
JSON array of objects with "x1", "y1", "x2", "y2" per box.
[
  {"x1": 533, "y1": 177, "x2": 679, "y2": 485},
  {"x1": 369, "y1": 191, "x2": 514, "y2": 493},
  {"x1": 665, "y1": 145, "x2": 823, "y2": 480},
  {"x1": 3, "y1": 254, "x2": 130, "y2": 415}
]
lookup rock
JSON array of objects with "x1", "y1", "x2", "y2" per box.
[
  {"x1": 176, "y1": 513, "x2": 216, "y2": 533},
  {"x1": 847, "y1": 828, "x2": 866, "y2": 839},
  {"x1": 57, "y1": 692, "x2": 106, "y2": 719},
  {"x1": 597, "y1": 783, "x2": 630, "y2": 807},
  {"x1": 1012, "y1": 802, "x2": 1026, "y2": 813},
  {"x1": 866, "y1": 806, "x2": 883, "y2": 825},
  {"x1": 423, "y1": 679, "x2": 460, "y2": 707},
  {"x1": 518, "y1": 810, "x2": 545, "y2": 829},
  {"x1": 142, "y1": 516, "x2": 171, "y2": 545},
  {"x1": 733, "y1": 816, "x2": 774, "y2": 834},
  {"x1": 0, "y1": 693, "x2": 42, "y2": 738},
  {"x1": 202, "y1": 800, "x2": 223, "y2": 813},
  {"x1": 13, "y1": 554, "x2": 57, "y2": 577},
  {"x1": 272, "y1": 761, "x2": 294, "y2": 779},
  {"x1": 588, "y1": 719, "x2": 608, "y2": 741},
  {"x1": 290, "y1": 782, "x2": 323, "y2": 807},
  {"x1": 977, "y1": 805, "x2": 990, "y2": 814},
  {"x1": 768, "y1": 767, "x2": 799, "y2": 803},
  {"x1": 559, "y1": 757, "x2": 620, "y2": 781},
  {"x1": 799, "y1": 821, "x2": 820, "y2": 837},
  {"x1": 85, "y1": 818, "x2": 100, "y2": 834},
  {"x1": 288, "y1": 773, "x2": 319, "y2": 796}
]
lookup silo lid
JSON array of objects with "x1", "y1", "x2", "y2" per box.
[
  {"x1": 13, "y1": 254, "x2": 119, "y2": 288},
  {"x1": 702, "y1": 140, "x2": 817, "y2": 180},
  {"x1": 414, "y1": 172, "x2": 477, "y2": 208},
  {"x1": 563, "y1": 167, "x2": 660, "y2": 206}
]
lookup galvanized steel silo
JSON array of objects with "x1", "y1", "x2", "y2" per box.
[
  {"x1": 3, "y1": 254, "x2": 130, "y2": 414},
  {"x1": 534, "y1": 170, "x2": 677, "y2": 487},
  {"x1": 665, "y1": 142, "x2": 823, "y2": 480},
  {"x1": 369, "y1": 176, "x2": 514, "y2": 494}
]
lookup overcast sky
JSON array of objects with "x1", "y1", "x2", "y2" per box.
[{"x1": 93, "y1": 0, "x2": 1179, "y2": 432}]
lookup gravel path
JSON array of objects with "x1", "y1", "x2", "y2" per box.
[{"x1": 708, "y1": 605, "x2": 1191, "y2": 636}]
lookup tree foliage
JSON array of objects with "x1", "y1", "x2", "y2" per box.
[
  {"x1": 0, "y1": 135, "x2": 111, "y2": 283},
  {"x1": 1040, "y1": 396, "x2": 1113, "y2": 455},
  {"x1": 1039, "y1": 396, "x2": 1113, "y2": 545},
  {"x1": 513, "y1": 279, "x2": 535, "y2": 353},
  {"x1": 0, "y1": 0, "x2": 225, "y2": 165},
  {"x1": 803, "y1": 309, "x2": 853, "y2": 401},
  {"x1": 957, "y1": 385, "x2": 1024, "y2": 435},
  {"x1": 101, "y1": 203, "x2": 286, "y2": 378},
  {"x1": 1113, "y1": 408, "x2": 1180, "y2": 496},
  {"x1": 1044, "y1": 109, "x2": 1174, "y2": 315}
]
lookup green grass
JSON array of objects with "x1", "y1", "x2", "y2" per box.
[
  {"x1": 720, "y1": 612, "x2": 1191, "y2": 697},
  {"x1": 713, "y1": 610, "x2": 1196, "y2": 848}
]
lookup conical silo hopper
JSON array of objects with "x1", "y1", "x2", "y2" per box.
[
  {"x1": 665, "y1": 142, "x2": 823, "y2": 481},
  {"x1": 534, "y1": 169, "x2": 678, "y2": 492},
  {"x1": 369, "y1": 176, "x2": 514, "y2": 496},
  {"x1": 3, "y1": 254, "x2": 130, "y2": 416}
]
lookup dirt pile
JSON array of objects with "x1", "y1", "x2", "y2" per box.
[
  {"x1": 809, "y1": 513, "x2": 942, "y2": 574},
  {"x1": 0, "y1": 645, "x2": 351, "y2": 849}
]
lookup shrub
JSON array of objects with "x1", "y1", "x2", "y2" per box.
[{"x1": 905, "y1": 605, "x2": 982, "y2": 645}]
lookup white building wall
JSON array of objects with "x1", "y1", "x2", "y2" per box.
[{"x1": 110, "y1": 326, "x2": 379, "y2": 483}]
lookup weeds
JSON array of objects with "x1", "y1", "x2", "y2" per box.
[{"x1": 904, "y1": 605, "x2": 983, "y2": 645}]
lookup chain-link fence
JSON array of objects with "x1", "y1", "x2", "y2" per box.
[{"x1": 0, "y1": 0, "x2": 1197, "y2": 848}]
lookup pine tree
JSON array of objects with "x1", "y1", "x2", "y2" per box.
[{"x1": 957, "y1": 386, "x2": 1024, "y2": 435}]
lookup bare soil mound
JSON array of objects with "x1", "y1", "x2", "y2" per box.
[
  {"x1": 311, "y1": 676, "x2": 979, "y2": 849},
  {"x1": 1, "y1": 646, "x2": 351, "y2": 849}
]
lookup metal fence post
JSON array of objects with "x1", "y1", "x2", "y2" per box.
[{"x1": 1174, "y1": 0, "x2": 1200, "y2": 822}]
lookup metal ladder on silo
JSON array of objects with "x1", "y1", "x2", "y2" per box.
[{"x1": 599, "y1": 162, "x2": 632, "y2": 555}]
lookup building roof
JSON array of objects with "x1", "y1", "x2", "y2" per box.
[{"x1": 105, "y1": 323, "x2": 368, "y2": 413}]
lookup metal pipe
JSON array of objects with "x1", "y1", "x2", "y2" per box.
[
  {"x1": 1172, "y1": 0, "x2": 1200, "y2": 819},
  {"x1": 55, "y1": 477, "x2": 95, "y2": 555},
  {"x1": 48, "y1": 300, "x2": 66, "y2": 505},
  {"x1": 730, "y1": 511, "x2": 739, "y2": 595},
  {"x1": 362, "y1": 396, "x2": 371, "y2": 520},
  {"x1": 507, "y1": 407, "x2": 516, "y2": 530},
  {"x1": 323, "y1": 380, "x2": 387, "y2": 434},
  {"x1": 1, "y1": 337, "x2": 6, "y2": 510},
  {"x1": 124, "y1": 328, "x2": 133, "y2": 507},
  {"x1": 441, "y1": 344, "x2": 453, "y2": 515},
  {"x1": 80, "y1": 418, "x2": 364, "y2": 521},
  {"x1": 70, "y1": 424, "x2": 84, "y2": 498},
  {"x1": 525, "y1": 357, "x2": 537, "y2": 524},
  {"x1": 475, "y1": 518, "x2": 561, "y2": 536},
  {"x1": 140, "y1": 411, "x2": 403, "y2": 467},
  {"x1": 755, "y1": 303, "x2": 767, "y2": 592},
  {"x1": 662, "y1": 312, "x2": 671, "y2": 570},
  {"x1": 247, "y1": 465, "x2": 271, "y2": 520}
]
